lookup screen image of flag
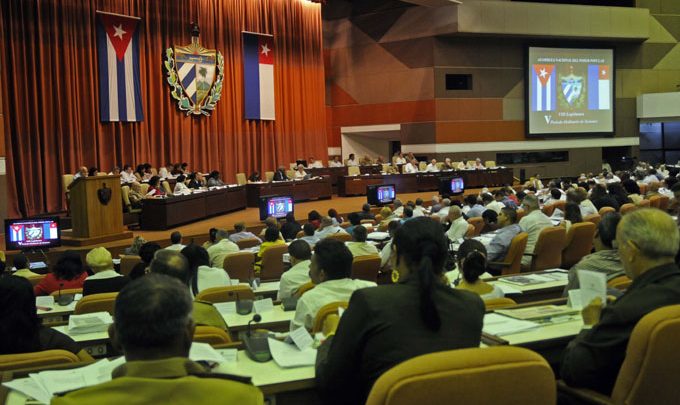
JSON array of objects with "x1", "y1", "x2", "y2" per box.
[
  {"x1": 243, "y1": 32, "x2": 275, "y2": 120},
  {"x1": 96, "y1": 11, "x2": 143, "y2": 122},
  {"x1": 9, "y1": 225, "x2": 24, "y2": 242},
  {"x1": 531, "y1": 64, "x2": 556, "y2": 112},
  {"x1": 588, "y1": 65, "x2": 610, "y2": 110},
  {"x1": 48, "y1": 222, "x2": 58, "y2": 239}
]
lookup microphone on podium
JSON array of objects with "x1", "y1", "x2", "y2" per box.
[{"x1": 242, "y1": 313, "x2": 271, "y2": 362}]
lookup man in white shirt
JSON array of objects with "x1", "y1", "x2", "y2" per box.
[
  {"x1": 229, "y1": 222, "x2": 262, "y2": 244},
  {"x1": 519, "y1": 194, "x2": 554, "y2": 266},
  {"x1": 120, "y1": 165, "x2": 138, "y2": 185},
  {"x1": 446, "y1": 206, "x2": 469, "y2": 241},
  {"x1": 392, "y1": 199, "x2": 404, "y2": 217},
  {"x1": 437, "y1": 198, "x2": 451, "y2": 219},
  {"x1": 329, "y1": 156, "x2": 344, "y2": 167},
  {"x1": 278, "y1": 240, "x2": 313, "y2": 300},
  {"x1": 346, "y1": 226, "x2": 379, "y2": 257},
  {"x1": 379, "y1": 220, "x2": 401, "y2": 269},
  {"x1": 393, "y1": 152, "x2": 406, "y2": 165},
  {"x1": 294, "y1": 164, "x2": 308, "y2": 180},
  {"x1": 403, "y1": 159, "x2": 418, "y2": 174},
  {"x1": 308, "y1": 157, "x2": 323, "y2": 169},
  {"x1": 315, "y1": 216, "x2": 348, "y2": 239},
  {"x1": 165, "y1": 232, "x2": 186, "y2": 251},
  {"x1": 291, "y1": 238, "x2": 376, "y2": 331},
  {"x1": 425, "y1": 159, "x2": 439, "y2": 172},
  {"x1": 346, "y1": 154, "x2": 359, "y2": 166},
  {"x1": 481, "y1": 193, "x2": 504, "y2": 214},
  {"x1": 642, "y1": 169, "x2": 660, "y2": 184},
  {"x1": 207, "y1": 230, "x2": 239, "y2": 268},
  {"x1": 412, "y1": 198, "x2": 426, "y2": 217},
  {"x1": 300, "y1": 223, "x2": 321, "y2": 247}
]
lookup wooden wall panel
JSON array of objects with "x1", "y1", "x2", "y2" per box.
[{"x1": 436, "y1": 121, "x2": 525, "y2": 143}]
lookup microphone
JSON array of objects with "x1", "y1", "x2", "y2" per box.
[
  {"x1": 55, "y1": 282, "x2": 75, "y2": 306},
  {"x1": 242, "y1": 313, "x2": 271, "y2": 362},
  {"x1": 247, "y1": 314, "x2": 262, "y2": 337}
]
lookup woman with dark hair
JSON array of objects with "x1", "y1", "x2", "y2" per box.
[
  {"x1": 145, "y1": 175, "x2": 165, "y2": 197},
  {"x1": 2, "y1": 276, "x2": 93, "y2": 360},
  {"x1": 173, "y1": 174, "x2": 190, "y2": 195},
  {"x1": 589, "y1": 184, "x2": 619, "y2": 211},
  {"x1": 316, "y1": 217, "x2": 484, "y2": 405},
  {"x1": 621, "y1": 179, "x2": 643, "y2": 205},
  {"x1": 202, "y1": 228, "x2": 219, "y2": 250},
  {"x1": 327, "y1": 208, "x2": 344, "y2": 225},
  {"x1": 34, "y1": 251, "x2": 87, "y2": 296},
  {"x1": 180, "y1": 244, "x2": 230, "y2": 297},
  {"x1": 561, "y1": 202, "x2": 583, "y2": 230},
  {"x1": 186, "y1": 172, "x2": 201, "y2": 189},
  {"x1": 607, "y1": 182, "x2": 631, "y2": 207},
  {"x1": 280, "y1": 212, "x2": 301, "y2": 241},
  {"x1": 307, "y1": 210, "x2": 322, "y2": 229},
  {"x1": 255, "y1": 226, "x2": 286, "y2": 272},
  {"x1": 87, "y1": 167, "x2": 99, "y2": 177},
  {"x1": 455, "y1": 239, "x2": 504, "y2": 299},
  {"x1": 128, "y1": 242, "x2": 161, "y2": 280}
]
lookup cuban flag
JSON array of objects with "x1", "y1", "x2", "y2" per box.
[
  {"x1": 243, "y1": 32, "x2": 275, "y2": 120},
  {"x1": 96, "y1": 11, "x2": 143, "y2": 122},
  {"x1": 9, "y1": 225, "x2": 24, "y2": 242},
  {"x1": 48, "y1": 222, "x2": 58, "y2": 239},
  {"x1": 588, "y1": 65, "x2": 610, "y2": 110},
  {"x1": 531, "y1": 64, "x2": 556, "y2": 112}
]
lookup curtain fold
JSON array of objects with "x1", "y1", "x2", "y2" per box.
[{"x1": 0, "y1": 0, "x2": 326, "y2": 217}]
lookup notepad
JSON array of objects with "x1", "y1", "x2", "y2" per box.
[
  {"x1": 189, "y1": 342, "x2": 226, "y2": 364},
  {"x1": 268, "y1": 338, "x2": 316, "y2": 368},
  {"x1": 494, "y1": 305, "x2": 580, "y2": 321},
  {"x1": 483, "y1": 313, "x2": 540, "y2": 336},
  {"x1": 67, "y1": 312, "x2": 113, "y2": 335}
]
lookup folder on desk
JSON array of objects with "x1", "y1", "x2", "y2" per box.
[
  {"x1": 67, "y1": 312, "x2": 113, "y2": 335},
  {"x1": 494, "y1": 305, "x2": 579, "y2": 321},
  {"x1": 483, "y1": 313, "x2": 540, "y2": 336}
]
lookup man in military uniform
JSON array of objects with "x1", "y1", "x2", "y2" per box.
[{"x1": 53, "y1": 274, "x2": 263, "y2": 405}]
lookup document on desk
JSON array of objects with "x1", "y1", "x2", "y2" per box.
[
  {"x1": 215, "y1": 301, "x2": 237, "y2": 315},
  {"x1": 36, "y1": 296, "x2": 55, "y2": 309},
  {"x1": 67, "y1": 312, "x2": 113, "y2": 335},
  {"x1": 578, "y1": 270, "x2": 607, "y2": 308},
  {"x1": 483, "y1": 313, "x2": 540, "y2": 336},
  {"x1": 254, "y1": 298, "x2": 274, "y2": 314},
  {"x1": 268, "y1": 338, "x2": 316, "y2": 368},
  {"x1": 190, "y1": 342, "x2": 227, "y2": 364}
]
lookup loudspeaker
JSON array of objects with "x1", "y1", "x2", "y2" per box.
[{"x1": 445, "y1": 74, "x2": 472, "y2": 90}]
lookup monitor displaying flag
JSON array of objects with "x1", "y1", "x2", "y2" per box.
[
  {"x1": 243, "y1": 32, "x2": 275, "y2": 121},
  {"x1": 96, "y1": 11, "x2": 143, "y2": 122},
  {"x1": 9, "y1": 224, "x2": 24, "y2": 242},
  {"x1": 588, "y1": 65, "x2": 610, "y2": 110},
  {"x1": 531, "y1": 64, "x2": 556, "y2": 112}
]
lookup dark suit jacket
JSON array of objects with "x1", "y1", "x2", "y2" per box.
[
  {"x1": 83, "y1": 275, "x2": 130, "y2": 296},
  {"x1": 273, "y1": 170, "x2": 288, "y2": 181},
  {"x1": 561, "y1": 263, "x2": 680, "y2": 394},
  {"x1": 315, "y1": 276, "x2": 485, "y2": 405}
]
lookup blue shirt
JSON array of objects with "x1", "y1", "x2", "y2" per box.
[
  {"x1": 466, "y1": 204, "x2": 486, "y2": 218},
  {"x1": 487, "y1": 224, "x2": 522, "y2": 262}
]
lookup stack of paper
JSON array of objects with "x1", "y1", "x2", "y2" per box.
[
  {"x1": 67, "y1": 312, "x2": 113, "y2": 335},
  {"x1": 483, "y1": 313, "x2": 540, "y2": 336},
  {"x1": 494, "y1": 305, "x2": 579, "y2": 321},
  {"x1": 268, "y1": 338, "x2": 316, "y2": 368},
  {"x1": 189, "y1": 342, "x2": 228, "y2": 364}
]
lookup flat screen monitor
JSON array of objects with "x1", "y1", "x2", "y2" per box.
[
  {"x1": 367, "y1": 184, "x2": 396, "y2": 206},
  {"x1": 259, "y1": 195, "x2": 294, "y2": 221},
  {"x1": 439, "y1": 177, "x2": 465, "y2": 196},
  {"x1": 5, "y1": 217, "x2": 62, "y2": 250}
]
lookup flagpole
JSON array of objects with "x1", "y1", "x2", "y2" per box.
[{"x1": 96, "y1": 10, "x2": 142, "y2": 20}]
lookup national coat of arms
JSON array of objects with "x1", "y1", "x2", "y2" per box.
[
  {"x1": 164, "y1": 24, "x2": 224, "y2": 116},
  {"x1": 558, "y1": 65, "x2": 585, "y2": 108}
]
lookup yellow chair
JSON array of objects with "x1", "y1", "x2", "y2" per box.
[
  {"x1": 311, "y1": 301, "x2": 348, "y2": 333},
  {"x1": 138, "y1": 183, "x2": 150, "y2": 195},
  {"x1": 485, "y1": 160, "x2": 496, "y2": 168},
  {"x1": 285, "y1": 169, "x2": 295, "y2": 179},
  {"x1": 74, "y1": 292, "x2": 118, "y2": 315},
  {"x1": 0, "y1": 350, "x2": 81, "y2": 372},
  {"x1": 259, "y1": 244, "x2": 288, "y2": 281},
  {"x1": 658, "y1": 195, "x2": 670, "y2": 211},
  {"x1": 598, "y1": 206, "x2": 616, "y2": 217},
  {"x1": 561, "y1": 222, "x2": 596, "y2": 269},
  {"x1": 451, "y1": 162, "x2": 462, "y2": 169},
  {"x1": 195, "y1": 285, "x2": 255, "y2": 303},
  {"x1": 366, "y1": 346, "x2": 555, "y2": 405},
  {"x1": 223, "y1": 252, "x2": 255, "y2": 281},
  {"x1": 294, "y1": 281, "x2": 315, "y2": 298},
  {"x1": 236, "y1": 238, "x2": 260, "y2": 250},
  {"x1": 351, "y1": 255, "x2": 381, "y2": 283},
  {"x1": 121, "y1": 186, "x2": 141, "y2": 214},
  {"x1": 119, "y1": 254, "x2": 142, "y2": 277},
  {"x1": 161, "y1": 180, "x2": 172, "y2": 194},
  {"x1": 607, "y1": 275, "x2": 632, "y2": 291},
  {"x1": 348, "y1": 166, "x2": 360, "y2": 176},
  {"x1": 382, "y1": 164, "x2": 391, "y2": 172},
  {"x1": 648, "y1": 195, "x2": 662, "y2": 209},
  {"x1": 484, "y1": 297, "x2": 517, "y2": 310},
  {"x1": 523, "y1": 227, "x2": 566, "y2": 272},
  {"x1": 558, "y1": 305, "x2": 680, "y2": 404},
  {"x1": 150, "y1": 167, "x2": 158, "y2": 176},
  {"x1": 435, "y1": 162, "x2": 445, "y2": 170},
  {"x1": 265, "y1": 171, "x2": 275, "y2": 182},
  {"x1": 638, "y1": 199, "x2": 650, "y2": 208},
  {"x1": 418, "y1": 161, "x2": 427, "y2": 171},
  {"x1": 326, "y1": 232, "x2": 353, "y2": 242},
  {"x1": 27, "y1": 275, "x2": 46, "y2": 287},
  {"x1": 583, "y1": 213, "x2": 601, "y2": 226},
  {"x1": 193, "y1": 325, "x2": 234, "y2": 346},
  {"x1": 619, "y1": 203, "x2": 636, "y2": 215},
  {"x1": 235, "y1": 173, "x2": 247, "y2": 185},
  {"x1": 488, "y1": 232, "x2": 528, "y2": 276}
]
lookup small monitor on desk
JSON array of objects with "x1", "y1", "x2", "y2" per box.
[
  {"x1": 367, "y1": 184, "x2": 396, "y2": 206},
  {"x1": 5, "y1": 217, "x2": 62, "y2": 251},
  {"x1": 439, "y1": 177, "x2": 464, "y2": 196},
  {"x1": 259, "y1": 196, "x2": 294, "y2": 221}
]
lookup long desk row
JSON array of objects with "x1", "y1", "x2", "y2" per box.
[
  {"x1": 338, "y1": 169, "x2": 513, "y2": 196},
  {"x1": 141, "y1": 186, "x2": 247, "y2": 230},
  {"x1": 245, "y1": 177, "x2": 332, "y2": 208}
]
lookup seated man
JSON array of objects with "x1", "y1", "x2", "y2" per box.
[
  {"x1": 357, "y1": 203, "x2": 375, "y2": 221},
  {"x1": 83, "y1": 247, "x2": 129, "y2": 296},
  {"x1": 329, "y1": 156, "x2": 344, "y2": 167},
  {"x1": 437, "y1": 198, "x2": 451, "y2": 219},
  {"x1": 300, "y1": 223, "x2": 320, "y2": 247},
  {"x1": 347, "y1": 226, "x2": 379, "y2": 258},
  {"x1": 486, "y1": 208, "x2": 522, "y2": 274},
  {"x1": 482, "y1": 192, "x2": 504, "y2": 214},
  {"x1": 464, "y1": 194, "x2": 486, "y2": 218},
  {"x1": 53, "y1": 274, "x2": 262, "y2": 405},
  {"x1": 229, "y1": 222, "x2": 262, "y2": 244},
  {"x1": 165, "y1": 232, "x2": 185, "y2": 251},
  {"x1": 272, "y1": 165, "x2": 288, "y2": 181},
  {"x1": 425, "y1": 159, "x2": 439, "y2": 172},
  {"x1": 445, "y1": 206, "x2": 468, "y2": 241},
  {"x1": 346, "y1": 154, "x2": 359, "y2": 167},
  {"x1": 412, "y1": 198, "x2": 426, "y2": 217},
  {"x1": 345, "y1": 212, "x2": 362, "y2": 236},
  {"x1": 518, "y1": 195, "x2": 553, "y2": 267},
  {"x1": 207, "y1": 230, "x2": 239, "y2": 269},
  {"x1": 315, "y1": 216, "x2": 348, "y2": 239},
  {"x1": 294, "y1": 164, "x2": 308, "y2": 180},
  {"x1": 10, "y1": 254, "x2": 40, "y2": 278},
  {"x1": 403, "y1": 159, "x2": 418, "y2": 174},
  {"x1": 277, "y1": 240, "x2": 312, "y2": 300},
  {"x1": 561, "y1": 209, "x2": 680, "y2": 395},
  {"x1": 308, "y1": 157, "x2": 323, "y2": 169},
  {"x1": 291, "y1": 239, "x2": 376, "y2": 331}
]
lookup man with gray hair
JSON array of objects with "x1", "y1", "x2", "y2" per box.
[
  {"x1": 392, "y1": 199, "x2": 404, "y2": 217},
  {"x1": 437, "y1": 198, "x2": 451, "y2": 219},
  {"x1": 561, "y1": 209, "x2": 680, "y2": 395},
  {"x1": 518, "y1": 194, "x2": 552, "y2": 266},
  {"x1": 207, "y1": 229, "x2": 239, "y2": 268},
  {"x1": 315, "y1": 216, "x2": 348, "y2": 239},
  {"x1": 53, "y1": 274, "x2": 263, "y2": 404},
  {"x1": 445, "y1": 206, "x2": 468, "y2": 241}
]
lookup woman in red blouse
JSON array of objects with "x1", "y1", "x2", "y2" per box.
[
  {"x1": 34, "y1": 251, "x2": 87, "y2": 296},
  {"x1": 146, "y1": 175, "x2": 166, "y2": 197}
]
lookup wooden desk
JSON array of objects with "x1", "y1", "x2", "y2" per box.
[
  {"x1": 245, "y1": 177, "x2": 332, "y2": 207},
  {"x1": 220, "y1": 305, "x2": 295, "y2": 338},
  {"x1": 51, "y1": 326, "x2": 113, "y2": 358},
  {"x1": 488, "y1": 270, "x2": 568, "y2": 304},
  {"x1": 140, "y1": 186, "x2": 246, "y2": 230}
]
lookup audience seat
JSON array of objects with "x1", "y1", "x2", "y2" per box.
[
  {"x1": 488, "y1": 232, "x2": 528, "y2": 276},
  {"x1": 452, "y1": 162, "x2": 462, "y2": 169},
  {"x1": 223, "y1": 252, "x2": 255, "y2": 281},
  {"x1": 366, "y1": 346, "x2": 555, "y2": 405},
  {"x1": 150, "y1": 167, "x2": 157, "y2": 176},
  {"x1": 235, "y1": 173, "x2": 247, "y2": 185},
  {"x1": 523, "y1": 227, "x2": 566, "y2": 272},
  {"x1": 265, "y1": 171, "x2": 275, "y2": 182},
  {"x1": 161, "y1": 180, "x2": 171, "y2": 194},
  {"x1": 285, "y1": 169, "x2": 295, "y2": 179},
  {"x1": 658, "y1": 195, "x2": 670, "y2": 211},
  {"x1": 27, "y1": 275, "x2": 46, "y2": 287},
  {"x1": 193, "y1": 326, "x2": 236, "y2": 347},
  {"x1": 418, "y1": 162, "x2": 427, "y2": 171},
  {"x1": 561, "y1": 222, "x2": 596, "y2": 269},
  {"x1": 295, "y1": 281, "x2": 315, "y2": 298},
  {"x1": 558, "y1": 304, "x2": 680, "y2": 404},
  {"x1": 484, "y1": 297, "x2": 517, "y2": 310},
  {"x1": 0, "y1": 350, "x2": 81, "y2": 372},
  {"x1": 195, "y1": 285, "x2": 255, "y2": 303},
  {"x1": 312, "y1": 301, "x2": 348, "y2": 333},
  {"x1": 138, "y1": 183, "x2": 149, "y2": 195},
  {"x1": 607, "y1": 275, "x2": 632, "y2": 291},
  {"x1": 619, "y1": 203, "x2": 636, "y2": 215},
  {"x1": 638, "y1": 199, "x2": 650, "y2": 208},
  {"x1": 485, "y1": 160, "x2": 496, "y2": 168},
  {"x1": 74, "y1": 292, "x2": 118, "y2": 315},
  {"x1": 430, "y1": 215, "x2": 441, "y2": 223},
  {"x1": 235, "y1": 238, "x2": 260, "y2": 250},
  {"x1": 464, "y1": 224, "x2": 475, "y2": 238},
  {"x1": 638, "y1": 183, "x2": 648, "y2": 195},
  {"x1": 583, "y1": 214, "x2": 601, "y2": 225},
  {"x1": 119, "y1": 255, "x2": 142, "y2": 277},
  {"x1": 598, "y1": 206, "x2": 616, "y2": 217},
  {"x1": 435, "y1": 162, "x2": 445, "y2": 170},
  {"x1": 382, "y1": 164, "x2": 391, "y2": 172},
  {"x1": 348, "y1": 166, "x2": 360, "y2": 176},
  {"x1": 649, "y1": 195, "x2": 662, "y2": 209},
  {"x1": 259, "y1": 244, "x2": 288, "y2": 280},
  {"x1": 327, "y1": 232, "x2": 352, "y2": 242},
  {"x1": 351, "y1": 255, "x2": 381, "y2": 283}
]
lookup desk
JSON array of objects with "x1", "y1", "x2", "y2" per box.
[
  {"x1": 37, "y1": 304, "x2": 76, "y2": 325},
  {"x1": 220, "y1": 305, "x2": 295, "y2": 337},
  {"x1": 141, "y1": 186, "x2": 246, "y2": 230},
  {"x1": 488, "y1": 270, "x2": 568, "y2": 304},
  {"x1": 51, "y1": 326, "x2": 112, "y2": 358},
  {"x1": 245, "y1": 177, "x2": 332, "y2": 208}
]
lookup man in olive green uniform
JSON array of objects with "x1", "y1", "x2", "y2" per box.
[{"x1": 53, "y1": 274, "x2": 263, "y2": 405}]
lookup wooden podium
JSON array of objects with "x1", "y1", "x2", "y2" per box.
[{"x1": 62, "y1": 175, "x2": 133, "y2": 246}]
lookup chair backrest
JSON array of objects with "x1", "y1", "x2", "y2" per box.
[
  {"x1": 638, "y1": 199, "x2": 650, "y2": 208},
  {"x1": 464, "y1": 224, "x2": 475, "y2": 238},
  {"x1": 235, "y1": 173, "x2": 247, "y2": 185},
  {"x1": 382, "y1": 164, "x2": 390, "y2": 172},
  {"x1": 620, "y1": 203, "x2": 636, "y2": 215},
  {"x1": 484, "y1": 297, "x2": 517, "y2": 310},
  {"x1": 27, "y1": 275, "x2": 46, "y2": 287},
  {"x1": 611, "y1": 305, "x2": 680, "y2": 404},
  {"x1": 286, "y1": 169, "x2": 295, "y2": 179},
  {"x1": 638, "y1": 183, "x2": 648, "y2": 195},
  {"x1": 260, "y1": 244, "x2": 288, "y2": 280},
  {"x1": 150, "y1": 167, "x2": 158, "y2": 176},
  {"x1": 138, "y1": 183, "x2": 149, "y2": 195},
  {"x1": 223, "y1": 251, "x2": 255, "y2": 281},
  {"x1": 435, "y1": 162, "x2": 444, "y2": 170},
  {"x1": 161, "y1": 180, "x2": 172, "y2": 194},
  {"x1": 607, "y1": 275, "x2": 632, "y2": 291},
  {"x1": 311, "y1": 301, "x2": 348, "y2": 333},
  {"x1": 61, "y1": 174, "x2": 74, "y2": 193},
  {"x1": 530, "y1": 227, "x2": 567, "y2": 272},
  {"x1": 467, "y1": 217, "x2": 484, "y2": 237},
  {"x1": 50, "y1": 288, "x2": 83, "y2": 297},
  {"x1": 648, "y1": 195, "x2": 662, "y2": 209},
  {"x1": 351, "y1": 255, "x2": 381, "y2": 283},
  {"x1": 418, "y1": 161, "x2": 427, "y2": 171},
  {"x1": 365, "y1": 346, "x2": 555, "y2": 405},
  {"x1": 583, "y1": 213, "x2": 601, "y2": 225},
  {"x1": 193, "y1": 325, "x2": 233, "y2": 346},
  {"x1": 119, "y1": 255, "x2": 142, "y2": 277},
  {"x1": 74, "y1": 292, "x2": 118, "y2": 315},
  {"x1": 121, "y1": 185, "x2": 132, "y2": 209},
  {"x1": 348, "y1": 166, "x2": 360, "y2": 176},
  {"x1": 484, "y1": 160, "x2": 496, "y2": 168},
  {"x1": 265, "y1": 171, "x2": 275, "y2": 182},
  {"x1": 295, "y1": 281, "x2": 315, "y2": 298},
  {"x1": 327, "y1": 232, "x2": 352, "y2": 242},
  {"x1": 598, "y1": 206, "x2": 616, "y2": 217},
  {"x1": 658, "y1": 195, "x2": 670, "y2": 211},
  {"x1": 0, "y1": 350, "x2": 81, "y2": 372},
  {"x1": 499, "y1": 232, "x2": 528, "y2": 275},
  {"x1": 236, "y1": 238, "x2": 260, "y2": 250},
  {"x1": 561, "y1": 222, "x2": 596, "y2": 269},
  {"x1": 195, "y1": 285, "x2": 255, "y2": 303}
]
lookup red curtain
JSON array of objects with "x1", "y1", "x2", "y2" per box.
[{"x1": 0, "y1": 0, "x2": 327, "y2": 217}]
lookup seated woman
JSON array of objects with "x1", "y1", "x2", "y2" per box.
[
  {"x1": 173, "y1": 174, "x2": 190, "y2": 195},
  {"x1": 455, "y1": 239, "x2": 504, "y2": 300},
  {"x1": 307, "y1": 210, "x2": 322, "y2": 229},
  {"x1": 560, "y1": 202, "x2": 583, "y2": 232},
  {"x1": 180, "y1": 244, "x2": 230, "y2": 296},
  {"x1": 145, "y1": 176, "x2": 165, "y2": 197},
  {"x1": 316, "y1": 218, "x2": 485, "y2": 405},
  {"x1": 202, "y1": 228, "x2": 218, "y2": 250},
  {"x1": 34, "y1": 251, "x2": 88, "y2": 296},
  {"x1": 327, "y1": 208, "x2": 344, "y2": 226},
  {"x1": 206, "y1": 171, "x2": 225, "y2": 187},
  {"x1": 3, "y1": 276, "x2": 93, "y2": 361},
  {"x1": 255, "y1": 227, "x2": 286, "y2": 273}
]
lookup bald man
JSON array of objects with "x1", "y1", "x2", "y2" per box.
[
  {"x1": 518, "y1": 194, "x2": 552, "y2": 266},
  {"x1": 445, "y1": 206, "x2": 468, "y2": 241}
]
